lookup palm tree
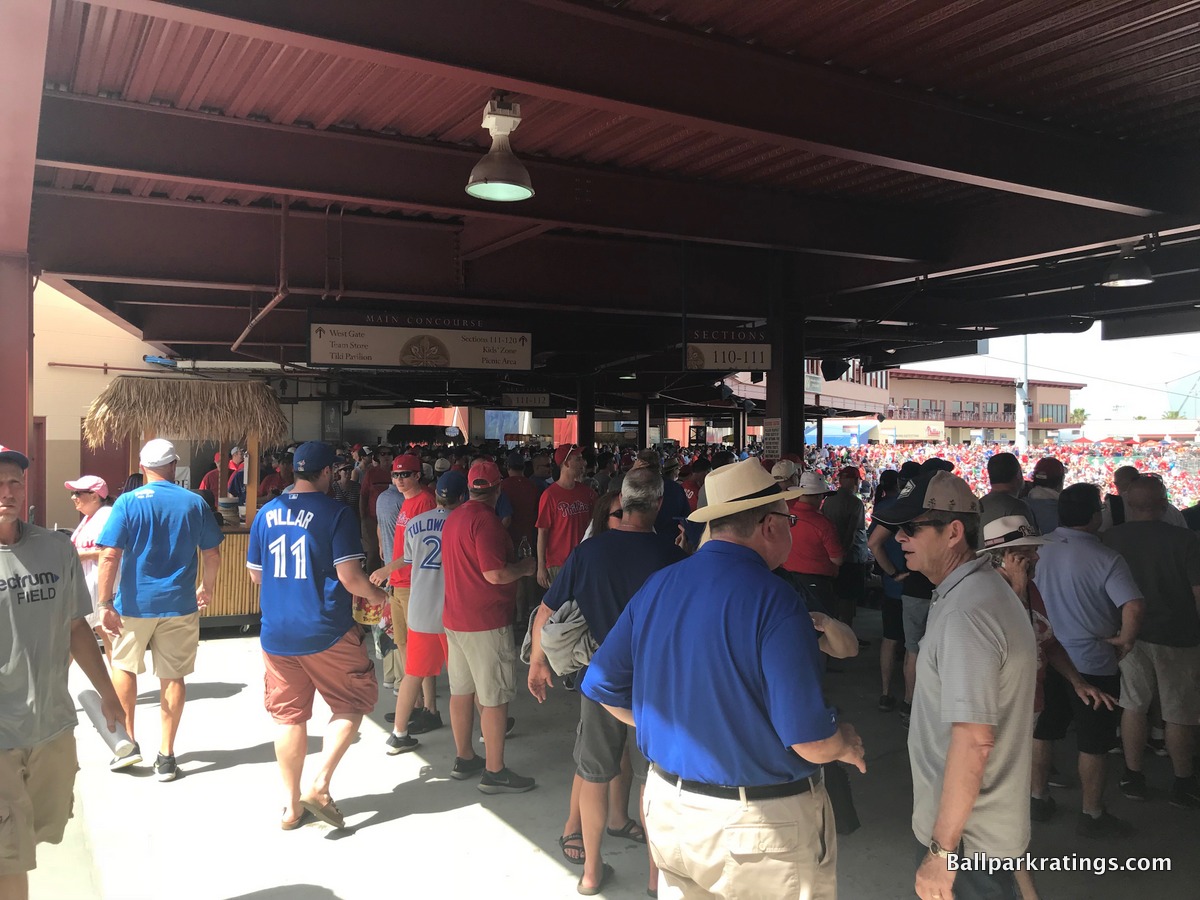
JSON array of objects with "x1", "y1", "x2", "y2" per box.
[
  {"x1": 1163, "y1": 410, "x2": 1184, "y2": 420},
  {"x1": 1069, "y1": 408, "x2": 1088, "y2": 424}
]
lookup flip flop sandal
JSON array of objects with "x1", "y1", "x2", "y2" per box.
[
  {"x1": 300, "y1": 796, "x2": 346, "y2": 829},
  {"x1": 559, "y1": 832, "x2": 585, "y2": 865},
  {"x1": 606, "y1": 819, "x2": 646, "y2": 844},
  {"x1": 280, "y1": 809, "x2": 308, "y2": 831},
  {"x1": 577, "y1": 863, "x2": 614, "y2": 896}
]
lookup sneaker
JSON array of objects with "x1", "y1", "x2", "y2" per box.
[
  {"x1": 878, "y1": 694, "x2": 897, "y2": 712},
  {"x1": 1147, "y1": 737, "x2": 1169, "y2": 757},
  {"x1": 1076, "y1": 809, "x2": 1135, "y2": 839},
  {"x1": 450, "y1": 755, "x2": 486, "y2": 780},
  {"x1": 109, "y1": 741, "x2": 142, "y2": 771},
  {"x1": 1169, "y1": 778, "x2": 1200, "y2": 809},
  {"x1": 1030, "y1": 795, "x2": 1057, "y2": 822},
  {"x1": 479, "y1": 717, "x2": 517, "y2": 743},
  {"x1": 408, "y1": 709, "x2": 443, "y2": 735},
  {"x1": 1119, "y1": 770, "x2": 1147, "y2": 800},
  {"x1": 383, "y1": 680, "x2": 395, "y2": 691},
  {"x1": 385, "y1": 733, "x2": 419, "y2": 756},
  {"x1": 898, "y1": 701, "x2": 912, "y2": 719},
  {"x1": 1047, "y1": 765, "x2": 1075, "y2": 789},
  {"x1": 478, "y1": 767, "x2": 537, "y2": 794},
  {"x1": 153, "y1": 753, "x2": 179, "y2": 782}
]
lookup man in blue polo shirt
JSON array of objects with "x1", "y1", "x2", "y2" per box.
[
  {"x1": 247, "y1": 441, "x2": 389, "y2": 830},
  {"x1": 583, "y1": 459, "x2": 866, "y2": 899}
]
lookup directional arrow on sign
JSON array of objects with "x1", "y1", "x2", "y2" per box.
[
  {"x1": 315, "y1": 326, "x2": 326, "y2": 339},
  {"x1": 518, "y1": 335, "x2": 528, "y2": 345}
]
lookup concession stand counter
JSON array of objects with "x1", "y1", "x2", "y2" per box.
[{"x1": 83, "y1": 376, "x2": 291, "y2": 630}]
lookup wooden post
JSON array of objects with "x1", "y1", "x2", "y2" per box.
[
  {"x1": 244, "y1": 434, "x2": 260, "y2": 525},
  {"x1": 217, "y1": 445, "x2": 228, "y2": 498}
]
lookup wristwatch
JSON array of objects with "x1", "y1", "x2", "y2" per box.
[
  {"x1": 98, "y1": 600, "x2": 115, "y2": 610},
  {"x1": 928, "y1": 839, "x2": 954, "y2": 860}
]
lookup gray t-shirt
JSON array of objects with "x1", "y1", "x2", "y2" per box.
[
  {"x1": 909, "y1": 557, "x2": 1036, "y2": 859},
  {"x1": 1102, "y1": 521, "x2": 1200, "y2": 647},
  {"x1": 403, "y1": 507, "x2": 449, "y2": 633},
  {"x1": 0, "y1": 523, "x2": 92, "y2": 749},
  {"x1": 376, "y1": 486, "x2": 404, "y2": 564}
]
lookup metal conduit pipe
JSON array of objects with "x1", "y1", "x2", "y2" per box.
[{"x1": 231, "y1": 196, "x2": 289, "y2": 352}]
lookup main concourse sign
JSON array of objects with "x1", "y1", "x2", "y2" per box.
[{"x1": 309, "y1": 311, "x2": 531, "y2": 370}]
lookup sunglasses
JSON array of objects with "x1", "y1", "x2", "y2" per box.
[
  {"x1": 609, "y1": 509, "x2": 623, "y2": 519},
  {"x1": 70, "y1": 490, "x2": 95, "y2": 498},
  {"x1": 761, "y1": 511, "x2": 798, "y2": 528},
  {"x1": 898, "y1": 518, "x2": 950, "y2": 537},
  {"x1": 392, "y1": 470, "x2": 418, "y2": 478}
]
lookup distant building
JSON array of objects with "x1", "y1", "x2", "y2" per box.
[{"x1": 886, "y1": 370, "x2": 1085, "y2": 444}]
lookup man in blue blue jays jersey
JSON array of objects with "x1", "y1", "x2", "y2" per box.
[{"x1": 247, "y1": 441, "x2": 389, "y2": 830}]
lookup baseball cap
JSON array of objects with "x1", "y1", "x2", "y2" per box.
[
  {"x1": 434, "y1": 457, "x2": 451, "y2": 473},
  {"x1": 139, "y1": 438, "x2": 179, "y2": 468},
  {"x1": 436, "y1": 470, "x2": 468, "y2": 501},
  {"x1": 468, "y1": 459, "x2": 503, "y2": 489},
  {"x1": 65, "y1": 475, "x2": 108, "y2": 498},
  {"x1": 837, "y1": 465, "x2": 861, "y2": 481},
  {"x1": 796, "y1": 472, "x2": 833, "y2": 496},
  {"x1": 505, "y1": 451, "x2": 526, "y2": 471},
  {"x1": 771, "y1": 460, "x2": 799, "y2": 482},
  {"x1": 1032, "y1": 457, "x2": 1066, "y2": 483},
  {"x1": 873, "y1": 470, "x2": 980, "y2": 524},
  {"x1": 0, "y1": 446, "x2": 29, "y2": 470},
  {"x1": 392, "y1": 454, "x2": 422, "y2": 474},
  {"x1": 898, "y1": 461, "x2": 922, "y2": 482},
  {"x1": 292, "y1": 441, "x2": 336, "y2": 473},
  {"x1": 554, "y1": 444, "x2": 578, "y2": 466}
]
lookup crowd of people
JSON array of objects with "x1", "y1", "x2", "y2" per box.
[{"x1": 4, "y1": 432, "x2": 1199, "y2": 899}]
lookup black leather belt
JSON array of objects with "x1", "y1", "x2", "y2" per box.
[{"x1": 654, "y1": 765, "x2": 822, "y2": 800}]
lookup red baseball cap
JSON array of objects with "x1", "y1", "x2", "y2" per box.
[
  {"x1": 837, "y1": 465, "x2": 861, "y2": 481},
  {"x1": 392, "y1": 454, "x2": 423, "y2": 474},
  {"x1": 554, "y1": 444, "x2": 578, "y2": 466},
  {"x1": 468, "y1": 459, "x2": 503, "y2": 489}
]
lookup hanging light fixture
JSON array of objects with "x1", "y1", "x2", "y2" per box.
[
  {"x1": 1101, "y1": 242, "x2": 1154, "y2": 288},
  {"x1": 465, "y1": 96, "x2": 534, "y2": 202}
]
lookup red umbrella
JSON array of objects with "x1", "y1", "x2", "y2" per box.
[{"x1": 1070, "y1": 436, "x2": 1094, "y2": 445}]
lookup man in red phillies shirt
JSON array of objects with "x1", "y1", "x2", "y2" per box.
[
  {"x1": 681, "y1": 457, "x2": 712, "y2": 512},
  {"x1": 536, "y1": 445, "x2": 597, "y2": 589},
  {"x1": 370, "y1": 454, "x2": 438, "y2": 729},
  {"x1": 441, "y1": 459, "x2": 537, "y2": 791}
]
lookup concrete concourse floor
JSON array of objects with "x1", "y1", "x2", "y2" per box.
[{"x1": 35, "y1": 611, "x2": 1196, "y2": 899}]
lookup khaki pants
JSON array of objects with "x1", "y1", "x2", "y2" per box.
[{"x1": 644, "y1": 766, "x2": 837, "y2": 899}]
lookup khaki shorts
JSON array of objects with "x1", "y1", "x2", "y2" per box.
[
  {"x1": 111, "y1": 612, "x2": 200, "y2": 679},
  {"x1": 445, "y1": 626, "x2": 516, "y2": 707},
  {"x1": 0, "y1": 730, "x2": 78, "y2": 876},
  {"x1": 1119, "y1": 641, "x2": 1200, "y2": 725},
  {"x1": 389, "y1": 587, "x2": 410, "y2": 649}
]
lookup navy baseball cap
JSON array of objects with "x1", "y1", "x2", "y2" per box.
[
  {"x1": 292, "y1": 441, "x2": 335, "y2": 473},
  {"x1": 0, "y1": 445, "x2": 29, "y2": 470},
  {"x1": 436, "y1": 470, "x2": 468, "y2": 501}
]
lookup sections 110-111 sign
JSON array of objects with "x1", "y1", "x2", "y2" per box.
[
  {"x1": 309, "y1": 312, "x2": 531, "y2": 371},
  {"x1": 684, "y1": 326, "x2": 771, "y2": 371}
]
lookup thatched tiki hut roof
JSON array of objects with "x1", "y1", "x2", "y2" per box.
[{"x1": 84, "y1": 377, "x2": 290, "y2": 449}]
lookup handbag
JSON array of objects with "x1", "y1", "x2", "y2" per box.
[{"x1": 519, "y1": 600, "x2": 598, "y2": 676}]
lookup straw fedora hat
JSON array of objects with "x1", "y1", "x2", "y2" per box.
[{"x1": 687, "y1": 458, "x2": 805, "y2": 523}]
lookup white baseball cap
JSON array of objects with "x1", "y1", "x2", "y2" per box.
[{"x1": 139, "y1": 438, "x2": 179, "y2": 468}]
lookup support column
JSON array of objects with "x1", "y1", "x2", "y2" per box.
[
  {"x1": 637, "y1": 400, "x2": 651, "y2": 450},
  {"x1": 0, "y1": 255, "x2": 33, "y2": 452},
  {"x1": 577, "y1": 377, "x2": 596, "y2": 451},
  {"x1": 766, "y1": 253, "x2": 807, "y2": 455},
  {"x1": 733, "y1": 406, "x2": 747, "y2": 451}
]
